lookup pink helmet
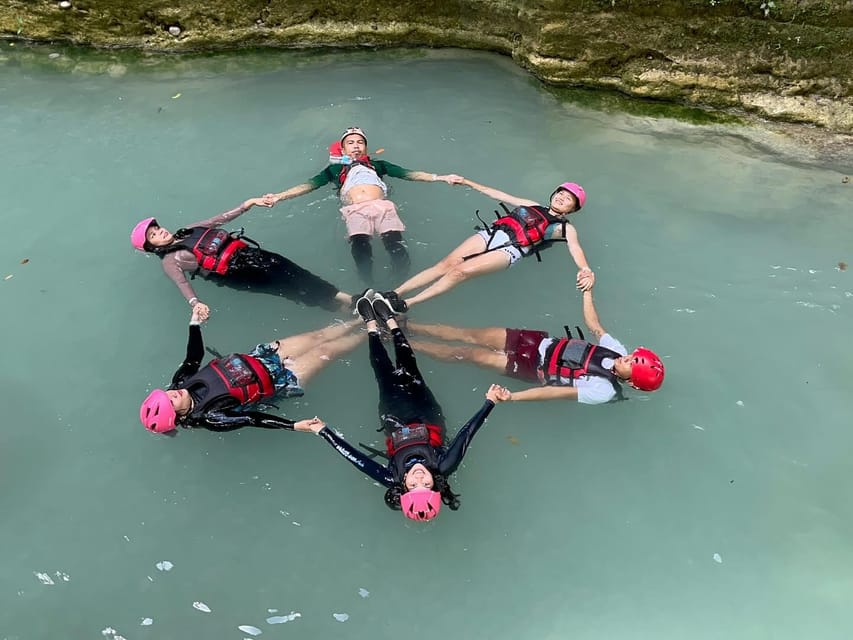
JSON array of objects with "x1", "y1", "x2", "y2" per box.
[
  {"x1": 400, "y1": 488, "x2": 442, "y2": 521},
  {"x1": 140, "y1": 389, "x2": 177, "y2": 433},
  {"x1": 340, "y1": 126, "x2": 367, "y2": 146},
  {"x1": 551, "y1": 182, "x2": 586, "y2": 210},
  {"x1": 131, "y1": 217, "x2": 157, "y2": 251},
  {"x1": 629, "y1": 347, "x2": 665, "y2": 392}
]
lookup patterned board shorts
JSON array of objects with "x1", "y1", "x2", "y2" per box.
[{"x1": 248, "y1": 342, "x2": 304, "y2": 399}]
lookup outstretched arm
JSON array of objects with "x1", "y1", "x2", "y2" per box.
[
  {"x1": 376, "y1": 160, "x2": 463, "y2": 185},
  {"x1": 437, "y1": 385, "x2": 509, "y2": 476},
  {"x1": 507, "y1": 385, "x2": 580, "y2": 402},
  {"x1": 582, "y1": 288, "x2": 607, "y2": 340},
  {"x1": 185, "y1": 198, "x2": 270, "y2": 229},
  {"x1": 562, "y1": 224, "x2": 595, "y2": 291},
  {"x1": 265, "y1": 170, "x2": 334, "y2": 204},
  {"x1": 202, "y1": 410, "x2": 296, "y2": 432},
  {"x1": 296, "y1": 419, "x2": 396, "y2": 487},
  {"x1": 459, "y1": 178, "x2": 538, "y2": 208},
  {"x1": 170, "y1": 308, "x2": 206, "y2": 388}
]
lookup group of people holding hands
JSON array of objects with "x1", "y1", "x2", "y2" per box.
[{"x1": 132, "y1": 126, "x2": 665, "y2": 522}]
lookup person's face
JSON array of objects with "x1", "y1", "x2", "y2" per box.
[
  {"x1": 613, "y1": 354, "x2": 634, "y2": 381},
  {"x1": 549, "y1": 189, "x2": 578, "y2": 215},
  {"x1": 146, "y1": 224, "x2": 174, "y2": 247},
  {"x1": 403, "y1": 463, "x2": 435, "y2": 490},
  {"x1": 341, "y1": 134, "x2": 367, "y2": 159},
  {"x1": 166, "y1": 389, "x2": 192, "y2": 415}
]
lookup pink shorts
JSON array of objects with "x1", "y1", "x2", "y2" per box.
[
  {"x1": 339, "y1": 199, "x2": 406, "y2": 238},
  {"x1": 504, "y1": 328, "x2": 550, "y2": 381}
]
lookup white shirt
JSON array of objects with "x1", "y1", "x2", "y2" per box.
[
  {"x1": 340, "y1": 164, "x2": 388, "y2": 198},
  {"x1": 538, "y1": 334, "x2": 627, "y2": 405}
]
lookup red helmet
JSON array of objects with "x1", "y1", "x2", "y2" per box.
[
  {"x1": 140, "y1": 389, "x2": 177, "y2": 433},
  {"x1": 629, "y1": 347, "x2": 665, "y2": 392},
  {"x1": 400, "y1": 488, "x2": 442, "y2": 521}
]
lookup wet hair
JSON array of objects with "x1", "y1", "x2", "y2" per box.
[{"x1": 383, "y1": 473, "x2": 460, "y2": 512}]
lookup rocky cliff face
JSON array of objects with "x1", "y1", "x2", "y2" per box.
[{"x1": 2, "y1": 0, "x2": 851, "y2": 137}]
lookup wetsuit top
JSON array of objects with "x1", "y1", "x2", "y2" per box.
[
  {"x1": 158, "y1": 203, "x2": 252, "y2": 303},
  {"x1": 168, "y1": 324, "x2": 295, "y2": 432},
  {"x1": 305, "y1": 159, "x2": 419, "y2": 195},
  {"x1": 316, "y1": 400, "x2": 496, "y2": 487}
]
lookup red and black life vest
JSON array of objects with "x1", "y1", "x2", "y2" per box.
[
  {"x1": 184, "y1": 353, "x2": 276, "y2": 419},
  {"x1": 492, "y1": 205, "x2": 563, "y2": 249},
  {"x1": 386, "y1": 422, "x2": 443, "y2": 482},
  {"x1": 175, "y1": 227, "x2": 248, "y2": 275},
  {"x1": 539, "y1": 338, "x2": 623, "y2": 394}
]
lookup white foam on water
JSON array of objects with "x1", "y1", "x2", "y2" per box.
[
  {"x1": 333, "y1": 613, "x2": 350, "y2": 622},
  {"x1": 141, "y1": 618, "x2": 153, "y2": 626},
  {"x1": 358, "y1": 587, "x2": 370, "y2": 598},
  {"x1": 713, "y1": 553, "x2": 723, "y2": 564},
  {"x1": 238, "y1": 625, "x2": 262, "y2": 635},
  {"x1": 192, "y1": 601, "x2": 212, "y2": 613},
  {"x1": 34, "y1": 572, "x2": 54, "y2": 585},
  {"x1": 156, "y1": 560, "x2": 174, "y2": 571},
  {"x1": 267, "y1": 612, "x2": 301, "y2": 624}
]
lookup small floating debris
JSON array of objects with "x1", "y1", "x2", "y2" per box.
[
  {"x1": 140, "y1": 618, "x2": 153, "y2": 626},
  {"x1": 842, "y1": 176, "x2": 850, "y2": 184},
  {"x1": 506, "y1": 435, "x2": 520, "y2": 446},
  {"x1": 333, "y1": 613, "x2": 350, "y2": 622},
  {"x1": 59, "y1": 1, "x2": 71, "y2": 8},
  {"x1": 266, "y1": 612, "x2": 301, "y2": 624},
  {"x1": 736, "y1": 400, "x2": 744, "y2": 407},
  {"x1": 713, "y1": 553, "x2": 723, "y2": 564},
  {"x1": 358, "y1": 587, "x2": 370, "y2": 598},
  {"x1": 168, "y1": 26, "x2": 181, "y2": 37},
  {"x1": 238, "y1": 625, "x2": 262, "y2": 636},
  {"x1": 21, "y1": 258, "x2": 29, "y2": 264},
  {"x1": 838, "y1": 262, "x2": 848, "y2": 271},
  {"x1": 155, "y1": 560, "x2": 174, "y2": 571},
  {"x1": 4, "y1": 275, "x2": 13, "y2": 281},
  {"x1": 48, "y1": 53, "x2": 60, "y2": 59},
  {"x1": 34, "y1": 572, "x2": 54, "y2": 585},
  {"x1": 171, "y1": 92, "x2": 182, "y2": 99},
  {"x1": 192, "y1": 601, "x2": 212, "y2": 613}
]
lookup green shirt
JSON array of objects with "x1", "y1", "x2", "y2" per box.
[{"x1": 305, "y1": 159, "x2": 416, "y2": 190}]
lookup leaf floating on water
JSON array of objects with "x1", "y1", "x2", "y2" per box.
[
  {"x1": 192, "y1": 601, "x2": 212, "y2": 613},
  {"x1": 238, "y1": 625, "x2": 262, "y2": 635},
  {"x1": 172, "y1": 93, "x2": 182, "y2": 99},
  {"x1": 21, "y1": 258, "x2": 29, "y2": 264},
  {"x1": 838, "y1": 262, "x2": 848, "y2": 271},
  {"x1": 506, "y1": 435, "x2": 520, "y2": 446},
  {"x1": 333, "y1": 613, "x2": 350, "y2": 622}
]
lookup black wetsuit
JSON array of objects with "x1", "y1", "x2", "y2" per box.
[
  {"x1": 168, "y1": 324, "x2": 295, "y2": 432},
  {"x1": 212, "y1": 245, "x2": 342, "y2": 311},
  {"x1": 317, "y1": 328, "x2": 495, "y2": 486}
]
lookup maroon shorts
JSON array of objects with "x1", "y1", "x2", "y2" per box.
[{"x1": 504, "y1": 329, "x2": 550, "y2": 382}]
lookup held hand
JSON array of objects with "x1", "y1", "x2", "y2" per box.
[
  {"x1": 293, "y1": 416, "x2": 326, "y2": 433},
  {"x1": 190, "y1": 302, "x2": 210, "y2": 324},
  {"x1": 441, "y1": 174, "x2": 465, "y2": 185},
  {"x1": 244, "y1": 197, "x2": 272, "y2": 209},
  {"x1": 576, "y1": 269, "x2": 595, "y2": 291},
  {"x1": 486, "y1": 384, "x2": 512, "y2": 403},
  {"x1": 261, "y1": 193, "x2": 280, "y2": 206}
]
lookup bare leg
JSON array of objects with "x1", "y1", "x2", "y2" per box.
[
  {"x1": 409, "y1": 339, "x2": 508, "y2": 373},
  {"x1": 407, "y1": 322, "x2": 507, "y2": 350},
  {"x1": 393, "y1": 234, "x2": 488, "y2": 296},
  {"x1": 274, "y1": 318, "x2": 361, "y2": 359},
  {"x1": 404, "y1": 250, "x2": 511, "y2": 309},
  {"x1": 288, "y1": 331, "x2": 366, "y2": 385}
]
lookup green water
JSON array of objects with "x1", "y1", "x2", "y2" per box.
[{"x1": 1, "y1": 46, "x2": 851, "y2": 640}]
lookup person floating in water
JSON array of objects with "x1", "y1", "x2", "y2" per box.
[
  {"x1": 295, "y1": 292, "x2": 510, "y2": 521},
  {"x1": 405, "y1": 287, "x2": 665, "y2": 404},
  {"x1": 131, "y1": 198, "x2": 355, "y2": 321},
  {"x1": 138, "y1": 306, "x2": 365, "y2": 434},
  {"x1": 262, "y1": 127, "x2": 463, "y2": 283},
  {"x1": 378, "y1": 178, "x2": 593, "y2": 313}
]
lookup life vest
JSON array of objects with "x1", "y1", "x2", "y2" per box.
[
  {"x1": 183, "y1": 353, "x2": 276, "y2": 418},
  {"x1": 386, "y1": 422, "x2": 443, "y2": 482},
  {"x1": 539, "y1": 338, "x2": 624, "y2": 395},
  {"x1": 338, "y1": 156, "x2": 377, "y2": 187},
  {"x1": 175, "y1": 227, "x2": 248, "y2": 275},
  {"x1": 492, "y1": 205, "x2": 563, "y2": 249}
]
